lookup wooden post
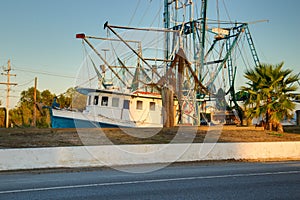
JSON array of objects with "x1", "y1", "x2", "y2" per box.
[
  {"x1": 169, "y1": 88, "x2": 174, "y2": 127},
  {"x1": 162, "y1": 87, "x2": 168, "y2": 127},
  {"x1": 177, "y1": 55, "x2": 184, "y2": 124},
  {"x1": 0, "y1": 60, "x2": 17, "y2": 128},
  {"x1": 5, "y1": 65, "x2": 9, "y2": 128},
  {"x1": 5, "y1": 60, "x2": 11, "y2": 128},
  {"x1": 162, "y1": 86, "x2": 174, "y2": 127},
  {"x1": 296, "y1": 110, "x2": 300, "y2": 126},
  {"x1": 33, "y1": 77, "x2": 37, "y2": 127}
]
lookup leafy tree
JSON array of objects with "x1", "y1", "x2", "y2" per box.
[
  {"x1": 235, "y1": 91, "x2": 249, "y2": 101},
  {"x1": 20, "y1": 87, "x2": 41, "y2": 104},
  {"x1": 41, "y1": 89, "x2": 55, "y2": 106},
  {"x1": 10, "y1": 87, "x2": 56, "y2": 127},
  {"x1": 241, "y1": 62, "x2": 299, "y2": 131},
  {"x1": 3, "y1": 87, "x2": 87, "y2": 128},
  {"x1": 0, "y1": 108, "x2": 4, "y2": 127},
  {"x1": 57, "y1": 87, "x2": 86, "y2": 111}
]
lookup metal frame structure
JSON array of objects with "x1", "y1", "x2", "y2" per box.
[{"x1": 76, "y1": 0, "x2": 262, "y2": 126}]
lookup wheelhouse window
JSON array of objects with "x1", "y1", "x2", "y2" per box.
[
  {"x1": 123, "y1": 100, "x2": 130, "y2": 109},
  {"x1": 88, "y1": 96, "x2": 92, "y2": 105},
  {"x1": 136, "y1": 100, "x2": 143, "y2": 110},
  {"x1": 150, "y1": 102, "x2": 155, "y2": 111},
  {"x1": 94, "y1": 96, "x2": 99, "y2": 105},
  {"x1": 112, "y1": 97, "x2": 119, "y2": 107},
  {"x1": 101, "y1": 96, "x2": 109, "y2": 106}
]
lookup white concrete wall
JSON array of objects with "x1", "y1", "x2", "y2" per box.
[{"x1": 1, "y1": 142, "x2": 300, "y2": 171}]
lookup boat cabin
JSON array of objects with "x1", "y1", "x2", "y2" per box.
[{"x1": 83, "y1": 90, "x2": 163, "y2": 127}]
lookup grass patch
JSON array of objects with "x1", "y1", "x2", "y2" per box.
[
  {"x1": 1, "y1": 126, "x2": 300, "y2": 148},
  {"x1": 268, "y1": 131, "x2": 284, "y2": 137}
]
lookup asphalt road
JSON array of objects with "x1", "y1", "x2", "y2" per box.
[{"x1": 0, "y1": 161, "x2": 299, "y2": 200}]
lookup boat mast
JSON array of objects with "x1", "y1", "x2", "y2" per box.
[
  {"x1": 164, "y1": 0, "x2": 170, "y2": 74},
  {"x1": 199, "y1": 0, "x2": 207, "y2": 82}
]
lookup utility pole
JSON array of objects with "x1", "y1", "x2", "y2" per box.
[
  {"x1": 0, "y1": 60, "x2": 17, "y2": 128},
  {"x1": 33, "y1": 77, "x2": 37, "y2": 127}
]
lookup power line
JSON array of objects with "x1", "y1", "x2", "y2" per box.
[
  {"x1": 17, "y1": 78, "x2": 34, "y2": 87},
  {"x1": 12, "y1": 65, "x2": 76, "y2": 79}
]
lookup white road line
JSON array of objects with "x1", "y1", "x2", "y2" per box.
[{"x1": 0, "y1": 170, "x2": 299, "y2": 194}]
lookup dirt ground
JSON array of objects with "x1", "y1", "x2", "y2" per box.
[{"x1": 0, "y1": 125, "x2": 299, "y2": 148}]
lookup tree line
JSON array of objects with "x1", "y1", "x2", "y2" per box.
[{"x1": 0, "y1": 87, "x2": 86, "y2": 128}]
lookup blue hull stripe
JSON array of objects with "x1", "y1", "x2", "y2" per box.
[
  {"x1": 49, "y1": 108, "x2": 122, "y2": 128},
  {"x1": 51, "y1": 115, "x2": 121, "y2": 128}
]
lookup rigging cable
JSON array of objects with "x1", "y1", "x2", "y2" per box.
[
  {"x1": 128, "y1": 0, "x2": 141, "y2": 26},
  {"x1": 137, "y1": 0, "x2": 153, "y2": 26},
  {"x1": 222, "y1": 0, "x2": 233, "y2": 23},
  {"x1": 236, "y1": 35, "x2": 252, "y2": 71},
  {"x1": 216, "y1": 0, "x2": 220, "y2": 29},
  {"x1": 17, "y1": 79, "x2": 34, "y2": 87},
  {"x1": 78, "y1": 41, "x2": 98, "y2": 88}
]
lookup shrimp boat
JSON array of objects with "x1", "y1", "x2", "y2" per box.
[{"x1": 50, "y1": 0, "x2": 261, "y2": 128}]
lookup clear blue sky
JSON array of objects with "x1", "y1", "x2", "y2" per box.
[{"x1": 0, "y1": 0, "x2": 299, "y2": 108}]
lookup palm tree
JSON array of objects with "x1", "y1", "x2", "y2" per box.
[{"x1": 241, "y1": 62, "x2": 299, "y2": 131}]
